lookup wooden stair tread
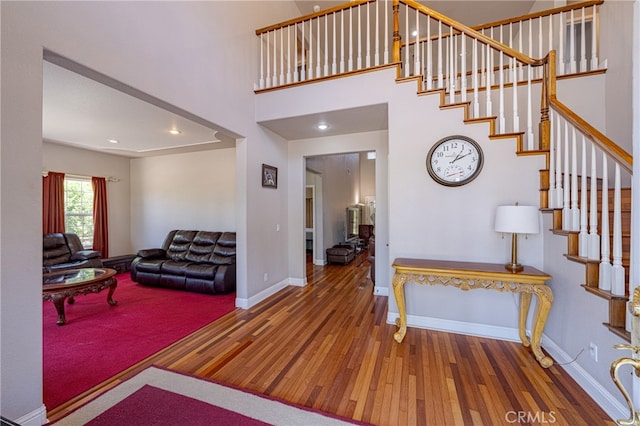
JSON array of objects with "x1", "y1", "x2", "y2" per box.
[{"x1": 604, "y1": 323, "x2": 631, "y2": 342}]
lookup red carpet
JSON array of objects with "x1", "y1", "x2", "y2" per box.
[
  {"x1": 86, "y1": 385, "x2": 269, "y2": 426},
  {"x1": 43, "y1": 273, "x2": 236, "y2": 410}
]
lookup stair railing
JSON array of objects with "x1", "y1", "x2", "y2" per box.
[
  {"x1": 472, "y1": 0, "x2": 604, "y2": 79},
  {"x1": 544, "y1": 49, "x2": 633, "y2": 300}
]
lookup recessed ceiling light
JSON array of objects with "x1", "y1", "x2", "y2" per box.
[
  {"x1": 169, "y1": 129, "x2": 182, "y2": 135},
  {"x1": 107, "y1": 139, "x2": 119, "y2": 144},
  {"x1": 317, "y1": 123, "x2": 329, "y2": 131}
]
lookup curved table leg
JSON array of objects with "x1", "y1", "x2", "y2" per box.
[
  {"x1": 392, "y1": 273, "x2": 408, "y2": 343},
  {"x1": 519, "y1": 292, "x2": 532, "y2": 347},
  {"x1": 106, "y1": 278, "x2": 118, "y2": 306},
  {"x1": 51, "y1": 294, "x2": 67, "y2": 326},
  {"x1": 531, "y1": 285, "x2": 554, "y2": 368}
]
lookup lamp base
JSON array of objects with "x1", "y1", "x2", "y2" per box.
[{"x1": 504, "y1": 263, "x2": 524, "y2": 273}]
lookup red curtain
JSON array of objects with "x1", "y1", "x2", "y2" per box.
[
  {"x1": 92, "y1": 177, "x2": 109, "y2": 258},
  {"x1": 43, "y1": 172, "x2": 66, "y2": 234}
]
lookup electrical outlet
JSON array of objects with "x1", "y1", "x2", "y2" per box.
[{"x1": 589, "y1": 342, "x2": 598, "y2": 362}]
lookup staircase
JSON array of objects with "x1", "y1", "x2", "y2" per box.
[{"x1": 254, "y1": 0, "x2": 633, "y2": 340}]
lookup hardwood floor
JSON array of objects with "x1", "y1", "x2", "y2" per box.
[{"x1": 48, "y1": 250, "x2": 615, "y2": 425}]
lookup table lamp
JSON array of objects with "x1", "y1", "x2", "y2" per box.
[{"x1": 494, "y1": 204, "x2": 539, "y2": 272}]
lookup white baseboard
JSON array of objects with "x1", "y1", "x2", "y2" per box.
[
  {"x1": 541, "y1": 335, "x2": 626, "y2": 421},
  {"x1": 385, "y1": 312, "x2": 626, "y2": 422},
  {"x1": 15, "y1": 404, "x2": 47, "y2": 426},
  {"x1": 373, "y1": 286, "x2": 388, "y2": 296},
  {"x1": 386, "y1": 312, "x2": 521, "y2": 342},
  {"x1": 236, "y1": 278, "x2": 304, "y2": 309}
]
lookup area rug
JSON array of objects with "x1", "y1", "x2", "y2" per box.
[
  {"x1": 44, "y1": 273, "x2": 236, "y2": 409},
  {"x1": 53, "y1": 366, "x2": 362, "y2": 425}
]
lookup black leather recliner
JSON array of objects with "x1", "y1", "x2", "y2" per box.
[
  {"x1": 130, "y1": 230, "x2": 236, "y2": 294},
  {"x1": 43, "y1": 233, "x2": 103, "y2": 273}
]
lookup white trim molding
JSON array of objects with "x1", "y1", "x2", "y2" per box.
[
  {"x1": 235, "y1": 278, "x2": 305, "y2": 309},
  {"x1": 15, "y1": 404, "x2": 48, "y2": 426}
]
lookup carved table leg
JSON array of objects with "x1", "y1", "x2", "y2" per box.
[
  {"x1": 530, "y1": 285, "x2": 554, "y2": 368},
  {"x1": 393, "y1": 273, "x2": 408, "y2": 343},
  {"x1": 51, "y1": 294, "x2": 67, "y2": 326},
  {"x1": 519, "y1": 292, "x2": 532, "y2": 347},
  {"x1": 106, "y1": 278, "x2": 118, "y2": 306}
]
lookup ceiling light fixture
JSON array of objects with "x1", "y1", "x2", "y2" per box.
[
  {"x1": 107, "y1": 139, "x2": 119, "y2": 144},
  {"x1": 169, "y1": 129, "x2": 182, "y2": 135},
  {"x1": 317, "y1": 123, "x2": 329, "y2": 131}
]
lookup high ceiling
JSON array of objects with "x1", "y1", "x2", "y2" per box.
[{"x1": 43, "y1": 1, "x2": 536, "y2": 156}]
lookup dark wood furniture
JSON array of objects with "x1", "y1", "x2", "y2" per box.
[
  {"x1": 43, "y1": 268, "x2": 118, "y2": 325},
  {"x1": 102, "y1": 254, "x2": 136, "y2": 274}
]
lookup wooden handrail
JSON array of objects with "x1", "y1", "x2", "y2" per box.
[
  {"x1": 256, "y1": 0, "x2": 375, "y2": 35},
  {"x1": 472, "y1": 0, "x2": 604, "y2": 32},
  {"x1": 550, "y1": 98, "x2": 633, "y2": 174},
  {"x1": 400, "y1": 0, "x2": 544, "y2": 66}
]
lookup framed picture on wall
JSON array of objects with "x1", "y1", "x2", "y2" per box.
[{"x1": 262, "y1": 164, "x2": 278, "y2": 188}]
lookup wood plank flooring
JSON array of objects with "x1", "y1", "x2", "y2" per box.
[{"x1": 48, "y1": 250, "x2": 615, "y2": 425}]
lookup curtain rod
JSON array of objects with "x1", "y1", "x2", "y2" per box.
[{"x1": 42, "y1": 170, "x2": 120, "y2": 182}]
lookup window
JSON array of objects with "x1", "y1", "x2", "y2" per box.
[
  {"x1": 64, "y1": 178, "x2": 94, "y2": 248},
  {"x1": 564, "y1": 18, "x2": 594, "y2": 73}
]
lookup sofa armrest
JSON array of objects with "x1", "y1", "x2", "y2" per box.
[
  {"x1": 71, "y1": 250, "x2": 101, "y2": 261},
  {"x1": 136, "y1": 248, "x2": 166, "y2": 259}
]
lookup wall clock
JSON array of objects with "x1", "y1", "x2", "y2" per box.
[{"x1": 426, "y1": 135, "x2": 484, "y2": 187}]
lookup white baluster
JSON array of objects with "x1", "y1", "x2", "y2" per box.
[
  {"x1": 538, "y1": 16, "x2": 543, "y2": 62},
  {"x1": 548, "y1": 13, "x2": 553, "y2": 60},
  {"x1": 570, "y1": 128, "x2": 580, "y2": 231},
  {"x1": 316, "y1": 17, "x2": 321, "y2": 78},
  {"x1": 498, "y1": 53, "x2": 505, "y2": 132},
  {"x1": 449, "y1": 26, "x2": 455, "y2": 104},
  {"x1": 426, "y1": 18, "x2": 433, "y2": 90},
  {"x1": 280, "y1": 29, "x2": 285, "y2": 85},
  {"x1": 294, "y1": 24, "x2": 299, "y2": 83},
  {"x1": 357, "y1": 5, "x2": 362, "y2": 69},
  {"x1": 590, "y1": 5, "x2": 598, "y2": 70},
  {"x1": 578, "y1": 136, "x2": 588, "y2": 257},
  {"x1": 611, "y1": 164, "x2": 625, "y2": 296},
  {"x1": 324, "y1": 15, "x2": 329, "y2": 77},
  {"x1": 404, "y1": 5, "x2": 409, "y2": 76},
  {"x1": 438, "y1": 21, "x2": 443, "y2": 88},
  {"x1": 558, "y1": 11, "x2": 565, "y2": 74},
  {"x1": 259, "y1": 33, "x2": 265, "y2": 89},
  {"x1": 384, "y1": 0, "x2": 389, "y2": 64},
  {"x1": 486, "y1": 32, "x2": 492, "y2": 116},
  {"x1": 340, "y1": 11, "x2": 345, "y2": 73},
  {"x1": 473, "y1": 38, "x2": 479, "y2": 117},
  {"x1": 461, "y1": 34, "x2": 467, "y2": 103},
  {"x1": 348, "y1": 8, "x2": 353, "y2": 72},
  {"x1": 414, "y1": 9, "x2": 420, "y2": 77},
  {"x1": 272, "y1": 30, "x2": 278, "y2": 87},
  {"x1": 332, "y1": 13, "x2": 337, "y2": 75},
  {"x1": 562, "y1": 122, "x2": 571, "y2": 230},
  {"x1": 375, "y1": 0, "x2": 380, "y2": 66},
  {"x1": 526, "y1": 66, "x2": 533, "y2": 149},
  {"x1": 555, "y1": 113, "x2": 564, "y2": 210},
  {"x1": 512, "y1": 57, "x2": 519, "y2": 133},
  {"x1": 366, "y1": 2, "x2": 371, "y2": 68},
  {"x1": 599, "y1": 155, "x2": 612, "y2": 291},
  {"x1": 518, "y1": 22, "x2": 523, "y2": 81},
  {"x1": 548, "y1": 111, "x2": 557, "y2": 208},
  {"x1": 301, "y1": 22, "x2": 306, "y2": 80},
  {"x1": 480, "y1": 29, "x2": 486, "y2": 87},
  {"x1": 580, "y1": 7, "x2": 587, "y2": 72},
  {"x1": 569, "y1": 10, "x2": 576, "y2": 74},
  {"x1": 286, "y1": 26, "x2": 292, "y2": 84},
  {"x1": 308, "y1": 21, "x2": 313, "y2": 79},
  {"x1": 588, "y1": 145, "x2": 600, "y2": 260}
]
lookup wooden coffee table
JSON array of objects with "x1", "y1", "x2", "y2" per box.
[{"x1": 43, "y1": 268, "x2": 118, "y2": 325}]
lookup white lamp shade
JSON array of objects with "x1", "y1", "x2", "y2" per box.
[{"x1": 494, "y1": 205, "x2": 540, "y2": 234}]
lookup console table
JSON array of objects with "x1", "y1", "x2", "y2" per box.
[{"x1": 391, "y1": 258, "x2": 554, "y2": 368}]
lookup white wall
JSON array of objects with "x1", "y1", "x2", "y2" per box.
[
  {"x1": 42, "y1": 142, "x2": 132, "y2": 256},
  {"x1": 1, "y1": 1, "x2": 300, "y2": 422},
  {"x1": 130, "y1": 148, "x2": 236, "y2": 251}
]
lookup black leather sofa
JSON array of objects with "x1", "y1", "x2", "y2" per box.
[
  {"x1": 130, "y1": 230, "x2": 236, "y2": 294},
  {"x1": 43, "y1": 233, "x2": 103, "y2": 273}
]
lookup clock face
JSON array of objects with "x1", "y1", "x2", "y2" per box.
[{"x1": 426, "y1": 136, "x2": 484, "y2": 186}]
